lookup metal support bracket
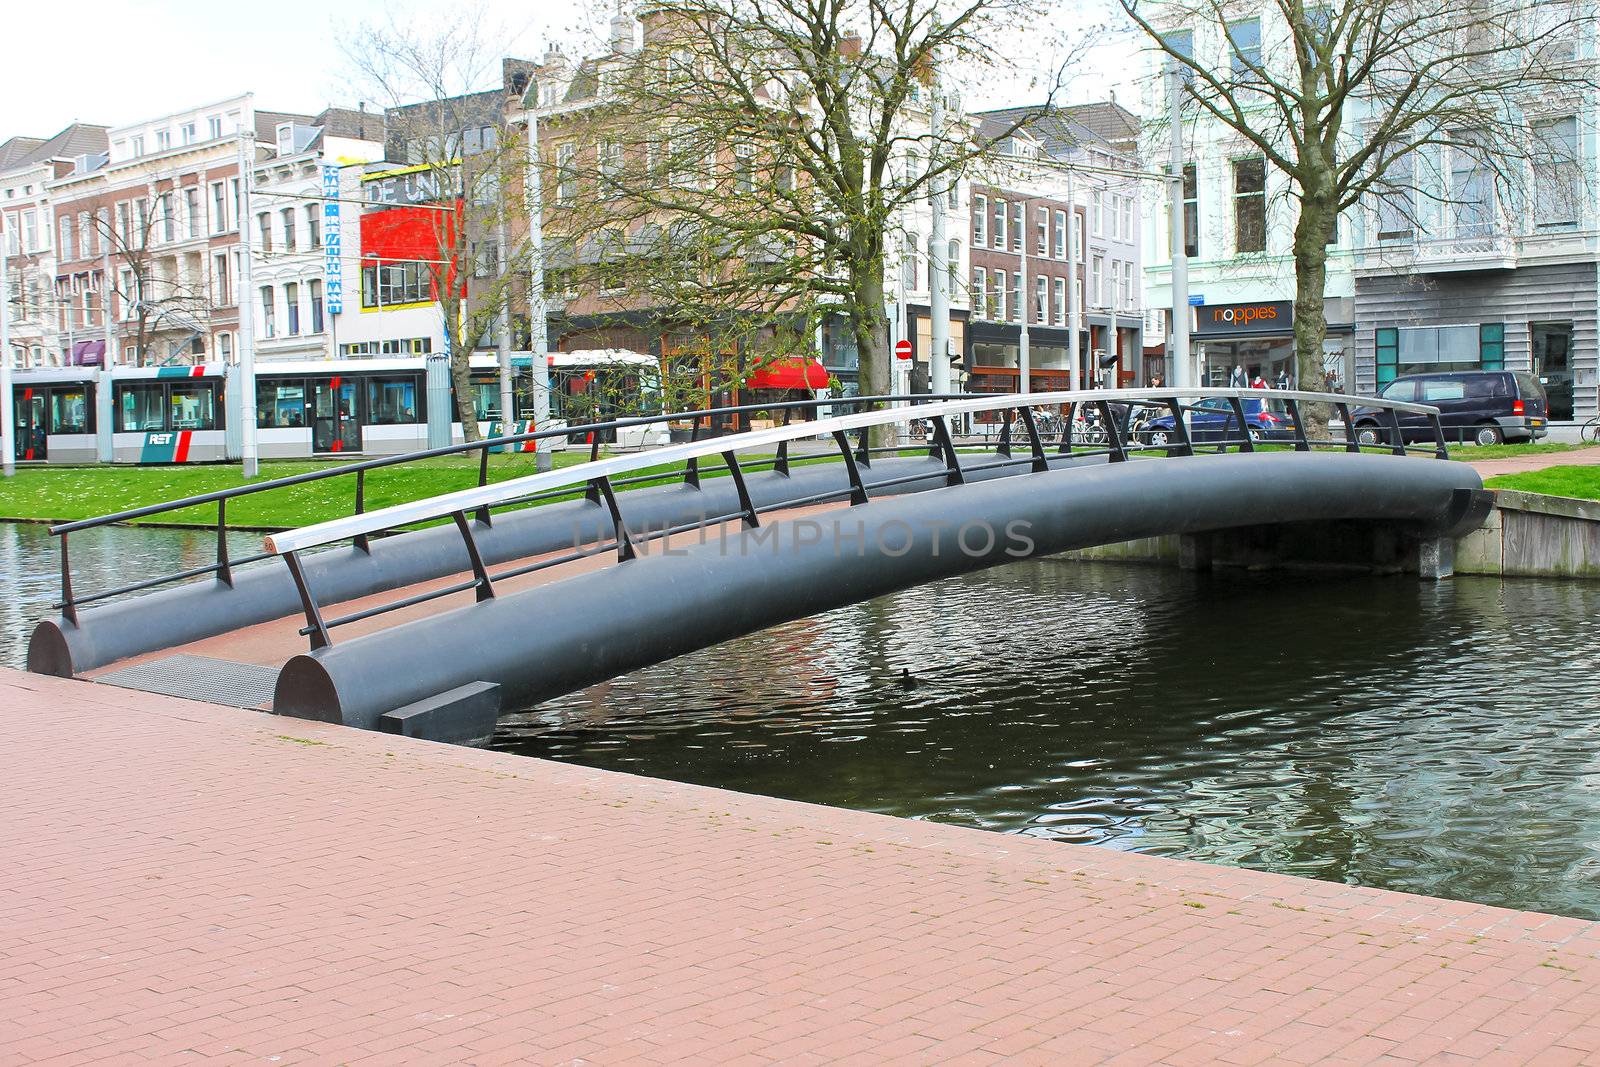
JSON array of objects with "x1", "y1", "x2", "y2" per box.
[
  {"x1": 590, "y1": 477, "x2": 638, "y2": 561},
  {"x1": 1335, "y1": 403, "x2": 1362, "y2": 453},
  {"x1": 452, "y1": 511, "x2": 496, "y2": 601},
  {"x1": 284, "y1": 551, "x2": 330, "y2": 650},
  {"x1": 722, "y1": 451, "x2": 760, "y2": 528},
  {"x1": 1096, "y1": 401, "x2": 1128, "y2": 462},
  {"x1": 832, "y1": 430, "x2": 870, "y2": 505},
  {"x1": 930, "y1": 415, "x2": 965, "y2": 485},
  {"x1": 1019, "y1": 407, "x2": 1048, "y2": 473},
  {"x1": 1285, "y1": 398, "x2": 1311, "y2": 452},
  {"x1": 1226, "y1": 396, "x2": 1256, "y2": 453},
  {"x1": 216, "y1": 499, "x2": 233, "y2": 587}
]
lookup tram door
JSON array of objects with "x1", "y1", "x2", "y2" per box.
[
  {"x1": 312, "y1": 377, "x2": 362, "y2": 454},
  {"x1": 14, "y1": 388, "x2": 48, "y2": 461}
]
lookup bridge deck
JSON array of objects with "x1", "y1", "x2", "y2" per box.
[
  {"x1": 86, "y1": 501, "x2": 846, "y2": 700},
  {"x1": 6, "y1": 668, "x2": 1600, "y2": 1065}
]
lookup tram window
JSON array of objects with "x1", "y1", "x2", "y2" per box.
[
  {"x1": 365, "y1": 375, "x2": 420, "y2": 424},
  {"x1": 258, "y1": 380, "x2": 307, "y2": 428},
  {"x1": 169, "y1": 383, "x2": 219, "y2": 430},
  {"x1": 469, "y1": 381, "x2": 499, "y2": 421},
  {"x1": 52, "y1": 390, "x2": 90, "y2": 434},
  {"x1": 116, "y1": 384, "x2": 167, "y2": 432}
]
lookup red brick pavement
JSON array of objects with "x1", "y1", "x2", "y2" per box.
[
  {"x1": 4, "y1": 668, "x2": 1600, "y2": 1066},
  {"x1": 1470, "y1": 447, "x2": 1600, "y2": 479}
]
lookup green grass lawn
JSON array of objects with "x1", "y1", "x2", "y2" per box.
[{"x1": 1485, "y1": 466, "x2": 1600, "y2": 501}]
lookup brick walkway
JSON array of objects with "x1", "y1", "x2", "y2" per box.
[
  {"x1": 1470, "y1": 447, "x2": 1600, "y2": 479},
  {"x1": 6, "y1": 670, "x2": 1600, "y2": 1065}
]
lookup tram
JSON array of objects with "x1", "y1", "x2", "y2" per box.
[{"x1": 10, "y1": 350, "x2": 670, "y2": 464}]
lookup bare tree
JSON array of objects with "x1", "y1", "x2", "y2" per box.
[
  {"x1": 1123, "y1": 0, "x2": 1597, "y2": 425},
  {"x1": 343, "y1": 9, "x2": 532, "y2": 441},
  {"x1": 95, "y1": 185, "x2": 213, "y2": 365},
  {"x1": 543, "y1": 0, "x2": 1073, "y2": 426}
]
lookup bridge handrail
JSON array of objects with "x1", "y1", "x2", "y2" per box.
[
  {"x1": 263, "y1": 387, "x2": 1439, "y2": 558},
  {"x1": 47, "y1": 393, "x2": 968, "y2": 536}
]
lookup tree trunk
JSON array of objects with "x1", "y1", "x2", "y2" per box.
[
  {"x1": 852, "y1": 265, "x2": 894, "y2": 447},
  {"x1": 451, "y1": 337, "x2": 480, "y2": 447},
  {"x1": 1291, "y1": 190, "x2": 1337, "y2": 439}
]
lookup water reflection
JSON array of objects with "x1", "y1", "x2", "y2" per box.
[
  {"x1": 0, "y1": 521, "x2": 262, "y2": 667},
  {"x1": 497, "y1": 560, "x2": 1600, "y2": 919}
]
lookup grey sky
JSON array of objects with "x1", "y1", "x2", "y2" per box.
[{"x1": 2, "y1": 0, "x2": 1142, "y2": 138}]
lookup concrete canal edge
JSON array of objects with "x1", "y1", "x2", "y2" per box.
[{"x1": 1067, "y1": 489, "x2": 1600, "y2": 579}]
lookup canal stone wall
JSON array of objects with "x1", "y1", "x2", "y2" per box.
[{"x1": 1069, "y1": 487, "x2": 1600, "y2": 580}]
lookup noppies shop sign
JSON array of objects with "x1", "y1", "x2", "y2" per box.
[{"x1": 1194, "y1": 300, "x2": 1294, "y2": 336}]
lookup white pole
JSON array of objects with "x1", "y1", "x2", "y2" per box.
[
  {"x1": 0, "y1": 247, "x2": 14, "y2": 477},
  {"x1": 496, "y1": 216, "x2": 513, "y2": 434},
  {"x1": 1066, "y1": 171, "x2": 1081, "y2": 392},
  {"x1": 928, "y1": 67, "x2": 951, "y2": 395},
  {"x1": 524, "y1": 96, "x2": 553, "y2": 472},
  {"x1": 896, "y1": 231, "x2": 909, "y2": 399},
  {"x1": 1167, "y1": 62, "x2": 1191, "y2": 390},
  {"x1": 236, "y1": 132, "x2": 260, "y2": 478},
  {"x1": 1019, "y1": 197, "x2": 1030, "y2": 395}
]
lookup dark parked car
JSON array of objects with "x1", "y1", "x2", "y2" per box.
[
  {"x1": 1350, "y1": 371, "x2": 1548, "y2": 447},
  {"x1": 1142, "y1": 396, "x2": 1296, "y2": 448}
]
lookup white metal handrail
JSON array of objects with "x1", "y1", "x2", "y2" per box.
[{"x1": 263, "y1": 387, "x2": 1436, "y2": 557}]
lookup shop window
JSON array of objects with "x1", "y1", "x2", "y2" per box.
[{"x1": 1377, "y1": 323, "x2": 1504, "y2": 384}]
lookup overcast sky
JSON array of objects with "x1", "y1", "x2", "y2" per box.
[{"x1": 2, "y1": 0, "x2": 1143, "y2": 138}]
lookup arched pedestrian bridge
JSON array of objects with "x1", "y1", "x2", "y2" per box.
[{"x1": 30, "y1": 388, "x2": 1491, "y2": 745}]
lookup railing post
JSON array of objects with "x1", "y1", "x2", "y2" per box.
[
  {"x1": 590, "y1": 476, "x2": 638, "y2": 561},
  {"x1": 1285, "y1": 398, "x2": 1310, "y2": 452},
  {"x1": 1226, "y1": 396, "x2": 1255, "y2": 453},
  {"x1": 283, "y1": 551, "x2": 330, "y2": 651},
  {"x1": 1057, "y1": 401, "x2": 1076, "y2": 454},
  {"x1": 930, "y1": 414, "x2": 965, "y2": 485},
  {"x1": 774, "y1": 408, "x2": 791, "y2": 477},
  {"x1": 59, "y1": 533, "x2": 77, "y2": 627},
  {"x1": 1095, "y1": 400, "x2": 1128, "y2": 462},
  {"x1": 855, "y1": 426, "x2": 871, "y2": 468},
  {"x1": 476, "y1": 445, "x2": 493, "y2": 526},
  {"x1": 722, "y1": 451, "x2": 759, "y2": 528},
  {"x1": 1018, "y1": 407, "x2": 1048, "y2": 473},
  {"x1": 831, "y1": 429, "x2": 870, "y2": 505},
  {"x1": 1383, "y1": 406, "x2": 1407, "y2": 456},
  {"x1": 997, "y1": 409, "x2": 1014, "y2": 457},
  {"x1": 684, "y1": 420, "x2": 701, "y2": 488},
  {"x1": 1164, "y1": 398, "x2": 1195, "y2": 457},
  {"x1": 1430, "y1": 412, "x2": 1449, "y2": 460},
  {"x1": 1334, "y1": 402, "x2": 1361, "y2": 453},
  {"x1": 353, "y1": 468, "x2": 370, "y2": 553},
  {"x1": 451, "y1": 510, "x2": 496, "y2": 601},
  {"x1": 216, "y1": 498, "x2": 233, "y2": 588}
]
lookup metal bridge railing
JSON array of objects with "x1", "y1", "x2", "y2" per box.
[{"x1": 254, "y1": 387, "x2": 1448, "y2": 651}]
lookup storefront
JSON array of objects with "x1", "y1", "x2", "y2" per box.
[{"x1": 1192, "y1": 300, "x2": 1297, "y2": 388}]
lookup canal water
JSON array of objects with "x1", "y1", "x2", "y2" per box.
[{"x1": 8, "y1": 519, "x2": 1600, "y2": 919}]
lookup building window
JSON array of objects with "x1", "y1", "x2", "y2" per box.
[
  {"x1": 1053, "y1": 277, "x2": 1066, "y2": 325},
  {"x1": 556, "y1": 143, "x2": 577, "y2": 204},
  {"x1": 1228, "y1": 18, "x2": 1262, "y2": 76},
  {"x1": 1091, "y1": 255, "x2": 1103, "y2": 307},
  {"x1": 1011, "y1": 203, "x2": 1023, "y2": 251},
  {"x1": 993, "y1": 198, "x2": 1006, "y2": 249},
  {"x1": 281, "y1": 208, "x2": 297, "y2": 250},
  {"x1": 990, "y1": 270, "x2": 1004, "y2": 320},
  {"x1": 21, "y1": 209, "x2": 37, "y2": 252},
  {"x1": 1010, "y1": 271, "x2": 1021, "y2": 322},
  {"x1": 58, "y1": 215, "x2": 73, "y2": 261},
  {"x1": 1121, "y1": 261, "x2": 1134, "y2": 309},
  {"x1": 361, "y1": 261, "x2": 430, "y2": 307},
  {"x1": 1092, "y1": 188, "x2": 1103, "y2": 235},
  {"x1": 212, "y1": 252, "x2": 231, "y2": 306},
  {"x1": 284, "y1": 281, "x2": 300, "y2": 335},
  {"x1": 1035, "y1": 276, "x2": 1047, "y2": 323},
  {"x1": 1053, "y1": 210, "x2": 1066, "y2": 258},
  {"x1": 1035, "y1": 207, "x2": 1048, "y2": 255},
  {"x1": 1162, "y1": 29, "x2": 1195, "y2": 79},
  {"x1": 309, "y1": 279, "x2": 324, "y2": 332},
  {"x1": 973, "y1": 194, "x2": 987, "y2": 246},
  {"x1": 260, "y1": 285, "x2": 275, "y2": 338},
  {"x1": 1450, "y1": 142, "x2": 1493, "y2": 238},
  {"x1": 185, "y1": 187, "x2": 200, "y2": 238},
  {"x1": 1121, "y1": 197, "x2": 1134, "y2": 242},
  {"x1": 947, "y1": 239, "x2": 959, "y2": 295},
  {"x1": 1233, "y1": 157, "x2": 1266, "y2": 253},
  {"x1": 209, "y1": 182, "x2": 227, "y2": 235},
  {"x1": 972, "y1": 267, "x2": 986, "y2": 318},
  {"x1": 130, "y1": 135, "x2": 145, "y2": 157},
  {"x1": 218, "y1": 332, "x2": 232, "y2": 362},
  {"x1": 902, "y1": 235, "x2": 918, "y2": 293},
  {"x1": 256, "y1": 212, "x2": 272, "y2": 252},
  {"x1": 208, "y1": 116, "x2": 223, "y2": 140},
  {"x1": 1533, "y1": 117, "x2": 1580, "y2": 229},
  {"x1": 306, "y1": 205, "x2": 321, "y2": 248},
  {"x1": 181, "y1": 123, "x2": 196, "y2": 145}
]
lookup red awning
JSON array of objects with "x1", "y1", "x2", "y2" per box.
[{"x1": 746, "y1": 358, "x2": 829, "y2": 391}]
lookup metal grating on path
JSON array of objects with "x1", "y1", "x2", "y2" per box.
[{"x1": 96, "y1": 655, "x2": 279, "y2": 709}]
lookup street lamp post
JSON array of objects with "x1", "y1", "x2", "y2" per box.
[
  {"x1": 1167, "y1": 61, "x2": 1191, "y2": 390},
  {"x1": 522, "y1": 84, "x2": 553, "y2": 473},
  {"x1": 236, "y1": 131, "x2": 260, "y2": 478},
  {"x1": 0, "y1": 245, "x2": 14, "y2": 477}
]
